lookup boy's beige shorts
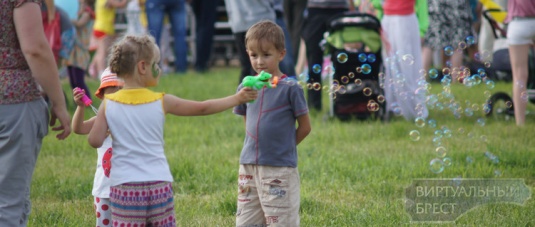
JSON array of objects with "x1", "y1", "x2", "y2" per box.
[{"x1": 236, "y1": 164, "x2": 300, "y2": 227}]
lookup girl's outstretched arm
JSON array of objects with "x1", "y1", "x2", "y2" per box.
[
  {"x1": 163, "y1": 87, "x2": 258, "y2": 116},
  {"x1": 88, "y1": 102, "x2": 109, "y2": 148}
]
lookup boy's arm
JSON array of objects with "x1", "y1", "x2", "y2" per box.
[
  {"x1": 295, "y1": 114, "x2": 311, "y2": 145},
  {"x1": 88, "y1": 102, "x2": 109, "y2": 148}
]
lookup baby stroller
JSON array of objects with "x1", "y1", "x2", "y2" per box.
[
  {"x1": 482, "y1": 8, "x2": 535, "y2": 119},
  {"x1": 323, "y1": 12, "x2": 385, "y2": 121}
]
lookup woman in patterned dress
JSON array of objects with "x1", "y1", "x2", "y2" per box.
[{"x1": 422, "y1": 0, "x2": 475, "y2": 81}]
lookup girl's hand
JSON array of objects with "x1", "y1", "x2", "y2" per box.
[
  {"x1": 73, "y1": 88, "x2": 86, "y2": 107},
  {"x1": 237, "y1": 87, "x2": 258, "y2": 104}
]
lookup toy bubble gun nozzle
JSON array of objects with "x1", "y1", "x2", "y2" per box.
[
  {"x1": 74, "y1": 87, "x2": 92, "y2": 106},
  {"x1": 241, "y1": 71, "x2": 279, "y2": 103}
]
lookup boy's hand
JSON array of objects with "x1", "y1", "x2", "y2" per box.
[
  {"x1": 73, "y1": 88, "x2": 86, "y2": 107},
  {"x1": 237, "y1": 87, "x2": 258, "y2": 104}
]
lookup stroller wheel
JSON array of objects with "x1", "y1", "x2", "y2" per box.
[
  {"x1": 354, "y1": 113, "x2": 371, "y2": 121},
  {"x1": 486, "y1": 92, "x2": 514, "y2": 120}
]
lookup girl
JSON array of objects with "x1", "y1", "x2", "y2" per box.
[
  {"x1": 91, "y1": 0, "x2": 128, "y2": 77},
  {"x1": 72, "y1": 68, "x2": 123, "y2": 227},
  {"x1": 66, "y1": 0, "x2": 96, "y2": 99},
  {"x1": 87, "y1": 34, "x2": 257, "y2": 226}
]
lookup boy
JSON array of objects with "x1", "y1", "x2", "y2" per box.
[{"x1": 233, "y1": 20, "x2": 312, "y2": 227}]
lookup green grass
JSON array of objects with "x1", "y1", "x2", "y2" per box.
[{"x1": 29, "y1": 67, "x2": 535, "y2": 226}]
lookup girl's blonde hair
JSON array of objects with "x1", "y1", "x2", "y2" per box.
[{"x1": 108, "y1": 34, "x2": 157, "y2": 77}]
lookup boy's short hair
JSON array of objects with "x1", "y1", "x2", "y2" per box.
[{"x1": 245, "y1": 20, "x2": 285, "y2": 51}]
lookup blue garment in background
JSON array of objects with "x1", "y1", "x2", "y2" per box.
[
  {"x1": 275, "y1": 16, "x2": 297, "y2": 78},
  {"x1": 55, "y1": 0, "x2": 79, "y2": 20},
  {"x1": 146, "y1": 0, "x2": 188, "y2": 73}
]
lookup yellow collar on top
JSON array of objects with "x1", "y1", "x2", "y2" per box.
[{"x1": 105, "y1": 88, "x2": 164, "y2": 104}]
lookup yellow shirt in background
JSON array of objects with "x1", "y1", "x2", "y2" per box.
[{"x1": 94, "y1": 0, "x2": 116, "y2": 35}]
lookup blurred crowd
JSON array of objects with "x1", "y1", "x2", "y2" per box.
[{"x1": 43, "y1": 0, "x2": 534, "y2": 124}]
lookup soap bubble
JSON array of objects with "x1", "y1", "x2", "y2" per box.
[
  {"x1": 429, "y1": 158, "x2": 445, "y2": 174},
  {"x1": 358, "y1": 53, "x2": 367, "y2": 62},
  {"x1": 367, "y1": 54, "x2": 376, "y2": 63},
  {"x1": 312, "y1": 64, "x2": 321, "y2": 74},
  {"x1": 444, "y1": 46, "x2": 454, "y2": 56},
  {"x1": 337, "y1": 53, "x2": 348, "y2": 63},
  {"x1": 409, "y1": 130, "x2": 420, "y2": 141},
  {"x1": 436, "y1": 146, "x2": 447, "y2": 158}
]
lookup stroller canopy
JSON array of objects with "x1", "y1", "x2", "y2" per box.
[
  {"x1": 326, "y1": 27, "x2": 382, "y2": 53},
  {"x1": 324, "y1": 12, "x2": 382, "y2": 54}
]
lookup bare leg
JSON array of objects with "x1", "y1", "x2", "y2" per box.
[
  {"x1": 443, "y1": 50, "x2": 464, "y2": 82},
  {"x1": 295, "y1": 39, "x2": 307, "y2": 76},
  {"x1": 450, "y1": 50, "x2": 464, "y2": 68},
  {"x1": 467, "y1": 44, "x2": 479, "y2": 63},
  {"x1": 94, "y1": 36, "x2": 112, "y2": 77},
  {"x1": 509, "y1": 44, "x2": 530, "y2": 126},
  {"x1": 421, "y1": 46, "x2": 433, "y2": 72}
]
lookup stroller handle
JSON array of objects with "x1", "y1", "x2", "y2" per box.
[
  {"x1": 482, "y1": 9, "x2": 507, "y2": 39},
  {"x1": 326, "y1": 12, "x2": 381, "y2": 33}
]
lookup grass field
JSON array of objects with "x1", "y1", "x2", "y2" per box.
[{"x1": 28, "y1": 67, "x2": 535, "y2": 226}]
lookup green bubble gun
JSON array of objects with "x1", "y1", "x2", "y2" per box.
[{"x1": 242, "y1": 71, "x2": 279, "y2": 90}]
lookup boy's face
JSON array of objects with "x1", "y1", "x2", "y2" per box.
[{"x1": 247, "y1": 40, "x2": 285, "y2": 75}]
